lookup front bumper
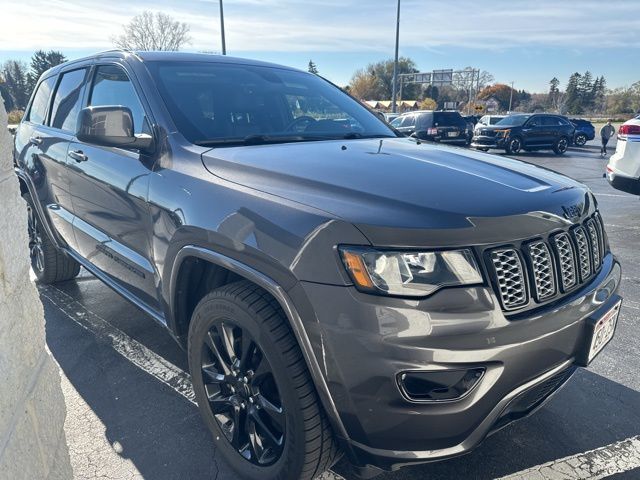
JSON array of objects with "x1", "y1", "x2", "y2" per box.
[
  {"x1": 471, "y1": 135, "x2": 506, "y2": 149},
  {"x1": 297, "y1": 254, "x2": 621, "y2": 472}
]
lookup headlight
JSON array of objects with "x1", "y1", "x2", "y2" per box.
[{"x1": 339, "y1": 247, "x2": 483, "y2": 297}]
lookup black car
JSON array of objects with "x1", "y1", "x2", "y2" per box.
[
  {"x1": 390, "y1": 110, "x2": 469, "y2": 145},
  {"x1": 570, "y1": 118, "x2": 596, "y2": 146},
  {"x1": 471, "y1": 113, "x2": 576, "y2": 155},
  {"x1": 14, "y1": 51, "x2": 621, "y2": 480}
]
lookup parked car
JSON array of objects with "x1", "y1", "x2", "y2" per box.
[
  {"x1": 471, "y1": 113, "x2": 576, "y2": 154},
  {"x1": 606, "y1": 115, "x2": 640, "y2": 195},
  {"x1": 384, "y1": 112, "x2": 400, "y2": 123},
  {"x1": 390, "y1": 110, "x2": 469, "y2": 145},
  {"x1": 570, "y1": 118, "x2": 596, "y2": 146},
  {"x1": 15, "y1": 51, "x2": 622, "y2": 480},
  {"x1": 476, "y1": 114, "x2": 506, "y2": 128}
]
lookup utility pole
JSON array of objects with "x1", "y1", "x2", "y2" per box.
[
  {"x1": 391, "y1": 0, "x2": 401, "y2": 113},
  {"x1": 508, "y1": 81, "x2": 514, "y2": 112},
  {"x1": 219, "y1": 0, "x2": 227, "y2": 55}
]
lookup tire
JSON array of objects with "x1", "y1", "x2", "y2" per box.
[
  {"x1": 505, "y1": 136, "x2": 523, "y2": 155},
  {"x1": 23, "y1": 193, "x2": 81, "y2": 284},
  {"x1": 574, "y1": 133, "x2": 587, "y2": 146},
  {"x1": 188, "y1": 281, "x2": 340, "y2": 480},
  {"x1": 553, "y1": 136, "x2": 569, "y2": 155}
]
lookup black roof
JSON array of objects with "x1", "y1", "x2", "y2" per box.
[{"x1": 41, "y1": 49, "x2": 301, "y2": 79}]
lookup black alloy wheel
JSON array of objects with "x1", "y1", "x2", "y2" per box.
[
  {"x1": 554, "y1": 136, "x2": 569, "y2": 155},
  {"x1": 200, "y1": 320, "x2": 285, "y2": 466},
  {"x1": 506, "y1": 137, "x2": 522, "y2": 154},
  {"x1": 575, "y1": 133, "x2": 587, "y2": 146},
  {"x1": 27, "y1": 201, "x2": 45, "y2": 274}
]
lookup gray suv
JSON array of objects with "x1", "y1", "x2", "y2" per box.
[{"x1": 14, "y1": 51, "x2": 622, "y2": 479}]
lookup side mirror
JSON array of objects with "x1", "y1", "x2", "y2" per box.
[{"x1": 76, "y1": 106, "x2": 153, "y2": 152}]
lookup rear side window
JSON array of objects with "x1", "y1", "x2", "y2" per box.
[
  {"x1": 416, "y1": 113, "x2": 433, "y2": 128},
  {"x1": 89, "y1": 65, "x2": 147, "y2": 134},
  {"x1": 26, "y1": 76, "x2": 56, "y2": 125},
  {"x1": 50, "y1": 68, "x2": 88, "y2": 132},
  {"x1": 400, "y1": 115, "x2": 416, "y2": 128}
]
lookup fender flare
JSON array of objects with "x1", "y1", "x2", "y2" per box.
[{"x1": 168, "y1": 245, "x2": 351, "y2": 443}]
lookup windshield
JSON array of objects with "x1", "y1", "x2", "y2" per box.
[
  {"x1": 489, "y1": 116, "x2": 505, "y2": 125},
  {"x1": 145, "y1": 61, "x2": 396, "y2": 145},
  {"x1": 496, "y1": 114, "x2": 531, "y2": 127}
]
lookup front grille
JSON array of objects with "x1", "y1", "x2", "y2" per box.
[
  {"x1": 490, "y1": 249, "x2": 528, "y2": 310},
  {"x1": 487, "y1": 213, "x2": 606, "y2": 312},
  {"x1": 528, "y1": 242, "x2": 556, "y2": 301}
]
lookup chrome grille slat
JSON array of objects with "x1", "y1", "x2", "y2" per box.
[
  {"x1": 487, "y1": 213, "x2": 606, "y2": 313},
  {"x1": 573, "y1": 226, "x2": 592, "y2": 281},
  {"x1": 490, "y1": 249, "x2": 528, "y2": 310},
  {"x1": 527, "y1": 241, "x2": 556, "y2": 300},
  {"x1": 586, "y1": 219, "x2": 601, "y2": 268},
  {"x1": 552, "y1": 233, "x2": 577, "y2": 291}
]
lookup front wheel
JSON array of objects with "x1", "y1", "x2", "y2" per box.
[
  {"x1": 188, "y1": 281, "x2": 340, "y2": 480},
  {"x1": 553, "y1": 136, "x2": 569, "y2": 155},
  {"x1": 505, "y1": 137, "x2": 522, "y2": 154},
  {"x1": 574, "y1": 133, "x2": 587, "y2": 146}
]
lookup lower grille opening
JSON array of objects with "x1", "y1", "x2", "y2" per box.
[{"x1": 398, "y1": 367, "x2": 485, "y2": 402}]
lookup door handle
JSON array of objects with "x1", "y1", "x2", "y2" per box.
[
  {"x1": 68, "y1": 150, "x2": 88, "y2": 162},
  {"x1": 29, "y1": 136, "x2": 43, "y2": 146}
]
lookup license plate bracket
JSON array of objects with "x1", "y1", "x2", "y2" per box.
[{"x1": 575, "y1": 296, "x2": 622, "y2": 367}]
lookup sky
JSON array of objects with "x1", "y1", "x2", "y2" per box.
[{"x1": 1, "y1": 0, "x2": 639, "y2": 93}]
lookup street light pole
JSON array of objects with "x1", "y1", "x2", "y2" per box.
[
  {"x1": 391, "y1": 0, "x2": 401, "y2": 113},
  {"x1": 219, "y1": 0, "x2": 227, "y2": 55},
  {"x1": 508, "y1": 81, "x2": 514, "y2": 112}
]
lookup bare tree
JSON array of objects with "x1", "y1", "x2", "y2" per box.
[{"x1": 113, "y1": 11, "x2": 191, "y2": 51}]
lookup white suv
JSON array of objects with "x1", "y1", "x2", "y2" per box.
[{"x1": 607, "y1": 116, "x2": 640, "y2": 195}]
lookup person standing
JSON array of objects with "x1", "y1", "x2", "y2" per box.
[{"x1": 600, "y1": 120, "x2": 616, "y2": 157}]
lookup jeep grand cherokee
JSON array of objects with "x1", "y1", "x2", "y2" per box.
[{"x1": 14, "y1": 51, "x2": 622, "y2": 480}]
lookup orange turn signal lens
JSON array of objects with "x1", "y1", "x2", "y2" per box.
[{"x1": 341, "y1": 250, "x2": 374, "y2": 289}]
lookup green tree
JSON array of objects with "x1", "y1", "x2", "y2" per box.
[
  {"x1": 579, "y1": 71, "x2": 594, "y2": 111},
  {"x1": 307, "y1": 60, "x2": 319, "y2": 75},
  {"x1": 27, "y1": 50, "x2": 67, "y2": 94},
  {"x1": 1, "y1": 60, "x2": 30, "y2": 110},
  {"x1": 548, "y1": 77, "x2": 560, "y2": 110},
  {"x1": 564, "y1": 73, "x2": 582, "y2": 114}
]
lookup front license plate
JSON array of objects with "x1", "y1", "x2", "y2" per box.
[
  {"x1": 447, "y1": 132, "x2": 458, "y2": 137},
  {"x1": 587, "y1": 299, "x2": 621, "y2": 363}
]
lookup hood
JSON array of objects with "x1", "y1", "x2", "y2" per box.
[{"x1": 201, "y1": 137, "x2": 591, "y2": 235}]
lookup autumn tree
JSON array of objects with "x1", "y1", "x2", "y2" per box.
[
  {"x1": 418, "y1": 98, "x2": 437, "y2": 110},
  {"x1": 113, "y1": 11, "x2": 191, "y2": 51},
  {"x1": 477, "y1": 83, "x2": 519, "y2": 111},
  {"x1": 348, "y1": 57, "x2": 419, "y2": 100}
]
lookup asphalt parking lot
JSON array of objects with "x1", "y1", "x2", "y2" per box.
[{"x1": 41, "y1": 136, "x2": 640, "y2": 480}]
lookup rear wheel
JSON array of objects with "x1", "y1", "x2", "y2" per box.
[
  {"x1": 23, "y1": 193, "x2": 80, "y2": 284},
  {"x1": 188, "y1": 281, "x2": 340, "y2": 480},
  {"x1": 505, "y1": 137, "x2": 522, "y2": 154},
  {"x1": 574, "y1": 133, "x2": 587, "y2": 146},
  {"x1": 553, "y1": 136, "x2": 569, "y2": 155}
]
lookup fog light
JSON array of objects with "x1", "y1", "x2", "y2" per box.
[{"x1": 398, "y1": 367, "x2": 485, "y2": 402}]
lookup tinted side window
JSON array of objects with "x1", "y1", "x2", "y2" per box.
[
  {"x1": 50, "y1": 69, "x2": 88, "y2": 132},
  {"x1": 27, "y1": 76, "x2": 56, "y2": 125},
  {"x1": 434, "y1": 112, "x2": 464, "y2": 126},
  {"x1": 416, "y1": 113, "x2": 433, "y2": 128},
  {"x1": 400, "y1": 115, "x2": 416, "y2": 128},
  {"x1": 89, "y1": 65, "x2": 146, "y2": 134},
  {"x1": 528, "y1": 117, "x2": 542, "y2": 127}
]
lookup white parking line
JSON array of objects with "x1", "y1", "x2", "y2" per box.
[
  {"x1": 497, "y1": 436, "x2": 640, "y2": 480},
  {"x1": 40, "y1": 284, "x2": 196, "y2": 403},
  {"x1": 41, "y1": 283, "x2": 640, "y2": 480}
]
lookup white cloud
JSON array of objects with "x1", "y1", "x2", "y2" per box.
[{"x1": 1, "y1": 0, "x2": 639, "y2": 53}]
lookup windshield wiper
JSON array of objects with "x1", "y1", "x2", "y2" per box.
[
  {"x1": 341, "y1": 132, "x2": 398, "y2": 140},
  {"x1": 195, "y1": 134, "x2": 326, "y2": 147}
]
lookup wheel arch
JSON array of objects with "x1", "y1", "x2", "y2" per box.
[{"x1": 168, "y1": 245, "x2": 351, "y2": 444}]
